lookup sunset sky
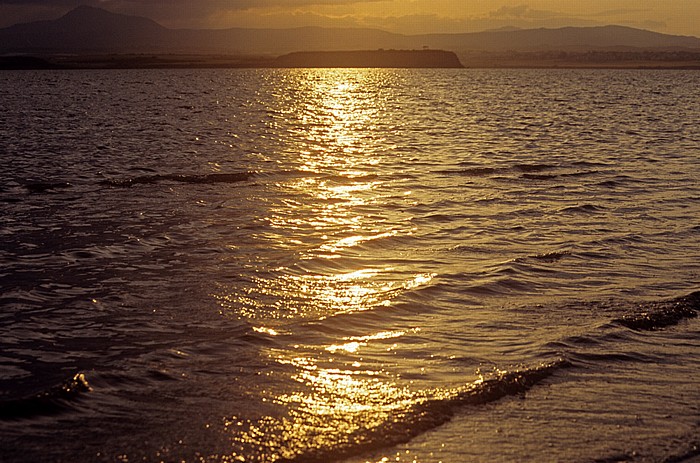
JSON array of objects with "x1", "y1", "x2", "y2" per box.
[{"x1": 1, "y1": 0, "x2": 699, "y2": 36}]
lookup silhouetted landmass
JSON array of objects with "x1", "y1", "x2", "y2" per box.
[
  {"x1": 274, "y1": 50, "x2": 463, "y2": 68},
  {"x1": 2, "y1": 6, "x2": 700, "y2": 69},
  {"x1": 40, "y1": 53, "x2": 274, "y2": 69},
  {"x1": 459, "y1": 50, "x2": 700, "y2": 69},
  {"x1": 0, "y1": 56, "x2": 62, "y2": 69},
  {"x1": 1, "y1": 6, "x2": 700, "y2": 56},
  {"x1": 2, "y1": 51, "x2": 700, "y2": 70},
  {"x1": 0, "y1": 6, "x2": 404, "y2": 55},
  {"x1": 421, "y1": 26, "x2": 700, "y2": 53}
]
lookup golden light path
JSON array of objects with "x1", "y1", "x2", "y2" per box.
[{"x1": 216, "y1": 70, "x2": 444, "y2": 461}]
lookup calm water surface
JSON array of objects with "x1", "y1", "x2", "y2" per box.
[{"x1": 0, "y1": 69, "x2": 699, "y2": 463}]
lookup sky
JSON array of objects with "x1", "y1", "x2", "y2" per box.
[{"x1": 1, "y1": 0, "x2": 699, "y2": 37}]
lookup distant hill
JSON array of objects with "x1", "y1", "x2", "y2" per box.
[
  {"x1": 0, "y1": 6, "x2": 404, "y2": 54},
  {"x1": 419, "y1": 26, "x2": 700, "y2": 52},
  {"x1": 0, "y1": 6, "x2": 167, "y2": 53},
  {"x1": 1, "y1": 6, "x2": 700, "y2": 55}
]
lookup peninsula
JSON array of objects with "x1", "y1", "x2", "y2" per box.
[{"x1": 273, "y1": 50, "x2": 464, "y2": 68}]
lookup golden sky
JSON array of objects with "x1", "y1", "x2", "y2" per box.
[{"x1": 1, "y1": 1, "x2": 699, "y2": 36}]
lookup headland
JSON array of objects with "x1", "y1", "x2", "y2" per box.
[{"x1": 273, "y1": 50, "x2": 464, "y2": 68}]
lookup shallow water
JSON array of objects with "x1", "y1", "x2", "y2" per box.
[{"x1": 0, "y1": 68, "x2": 699, "y2": 463}]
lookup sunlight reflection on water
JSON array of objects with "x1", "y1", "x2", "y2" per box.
[{"x1": 216, "y1": 69, "x2": 446, "y2": 460}]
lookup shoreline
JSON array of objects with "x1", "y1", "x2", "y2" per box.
[{"x1": 2, "y1": 53, "x2": 700, "y2": 70}]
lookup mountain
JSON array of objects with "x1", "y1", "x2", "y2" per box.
[
  {"x1": 418, "y1": 26, "x2": 700, "y2": 52},
  {"x1": 0, "y1": 6, "x2": 167, "y2": 52},
  {"x1": 0, "y1": 6, "x2": 405, "y2": 54},
  {"x1": 1, "y1": 6, "x2": 700, "y2": 55}
]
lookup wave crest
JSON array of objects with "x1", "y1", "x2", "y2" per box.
[
  {"x1": 100, "y1": 172, "x2": 254, "y2": 187},
  {"x1": 614, "y1": 291, "x2": 699, "y2": 331},
  {"x1": 0, "y1": 373, "x2": 91, "y2": 420},
  {"x1": 267, "y1": 360, "x2": 569, "y2": 463}
]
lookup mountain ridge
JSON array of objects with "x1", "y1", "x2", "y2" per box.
[{"x1": 1, "y1": 6, "x2": 700, "y2": 55}]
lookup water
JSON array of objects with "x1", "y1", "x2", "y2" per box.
[{"x1": 0, "y1": 68, "x2": 699, "y2": 463}]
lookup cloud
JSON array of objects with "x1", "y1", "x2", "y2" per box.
[
  {"x1": 490, "y1": 4, "x2": 530, "y2": 18},
  {"x1": 488, "y1": 4, "x2": 562, "y2": 21}
]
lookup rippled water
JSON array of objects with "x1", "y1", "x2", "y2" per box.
[{"x1": 0, "y1": 69, "x2": 699, "y2": 463}]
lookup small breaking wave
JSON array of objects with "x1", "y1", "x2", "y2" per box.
[
  {"x1": 437, "y1": 167, "x2": 498, "y2": 177},
  {"x1": 664, "y1": 441, "x2": 700, "y2": 463},
  {"x1": 439, "y1": 163, "x2": 602, "y2": 183},
  {"x1": 23, "y1": 181, "x2": 73, "y2": 194},
  {"x1": 559, "y1": 204, "x2": 605, "y2": 214},
  {"x1": 614, "y1": 291, "x2": 699, "y2": 331},
  {"x1": 514, "y1": 163, "x2": 557, "y2": 173},
  {"x1": 515, "y1": 251, "x2": 570, "y2": 263},
  {"x1": 440, "y1": 163, "x2": 556, "y2": 178},
  {"x1": 0, "y1": 373, "x2": 91, "y2": 420},
  {"x1": 532, "y1": 251, "x2": 570, "y2": 262},
  {"x1": 266, "y1": 360, "x2": 569, "y2": 463},
  {"x1": 520, "y1": 173, "x2": 559, "y2": 181},
  {"x1": 9, "y1": 172, "x2": 255, "y2": 196},
  {"x1": 100, "y1": 172, "x2": 255, "y2": 187}
]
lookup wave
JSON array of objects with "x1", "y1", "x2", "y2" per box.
[
  {"x1": 440, "y1": 164, "x2": 556, "y2": 178},
  {"x1": 560, "y1": 169, "x2": 601, "y2": 178},
  {"x1": 23, "y1": 181, "x2": 73, "y2": 194},
  {"x1": 270, "y1": 292, "x2": 699, "y2": 462},
  {"x1": 7, "y1": 172, "x2": 255, "y2": 196},
  {"x1": 447, "y1": 167, "x2": 498, "y2": 177},
  {"x1": 513, "y1": 250, "x2": 570, "y2": 263},
  {"x1": 267, "y1": 360, "x2": 570, "y2": 463},
  {"x1": 532, "y1": 251, "x2": 570, "y2": 262},
  {"x1": 664, "y1": 442, "x2": 700, "y2": 463},
  {"x1": 438, "y1": 163, "x2": 601, "y2": 182},
  {"x1": 559, "y1": 203, "x2": 605, "y2": 214},
  {"x1": 0, "y1": 373, "x2": 91, "y2": 420},
  {"x1": 100, "y1": 171, "x2": 255, "y2": 187},
  {"x1": 514, "y1": 163, "x2": 557, "y2": 173},
  {"x1": 520, "y1": 173, "x2": 559, "y2": 181},
  {"x1": 614, "y1": 291, "x2": 699, "y2": 331}
]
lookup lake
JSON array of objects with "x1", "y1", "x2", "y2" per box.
[{"x1": 0, "y1": 68, "x2": 699, "y2": 462}]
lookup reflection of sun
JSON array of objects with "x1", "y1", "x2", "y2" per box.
[
  {"x1": 293, "y1": 70, "x2": 386, "y2": 172},
  {"x1": 216, "y1": 267, "x2": 433, "y2": 320},
  {"x1": 229, "y1": 351, "x2": 419, "y2": 461},
  {"x1": 215, "y1": 69, "x2": 431, "y2": 320},
  {"x1": 217, "y1": 70, "x2": 438, "y2": 460}
]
